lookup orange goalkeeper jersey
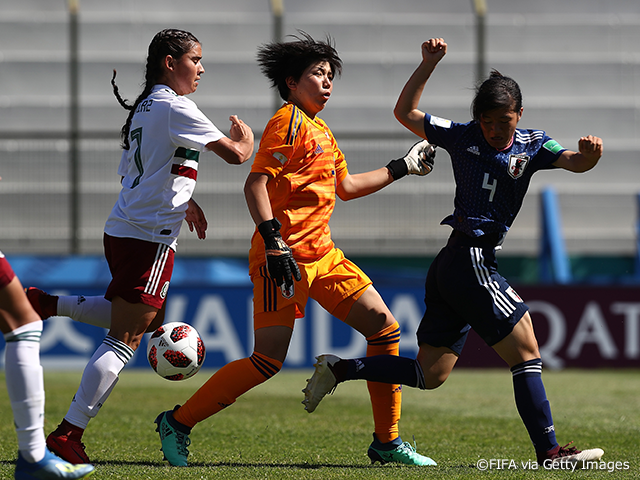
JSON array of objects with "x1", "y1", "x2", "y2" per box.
[{"x1": 248, "y1": 103, "x2": 348, "y2": 274}]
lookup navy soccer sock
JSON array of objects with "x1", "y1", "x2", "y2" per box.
[
  {"x1": 339, "y1": 355, "x2": 426, "y2": 389},
  {"x1": 511, "y1": 359, "x2": 558, "y2": 453}
]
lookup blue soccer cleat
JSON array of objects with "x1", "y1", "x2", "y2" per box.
[{"x1": 14, "y1": 449, "x2": 94, "y2": 480}]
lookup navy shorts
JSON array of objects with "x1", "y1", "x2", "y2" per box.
[{"x1": 416, "y1": 231, "x2": 529, "y2": 355}]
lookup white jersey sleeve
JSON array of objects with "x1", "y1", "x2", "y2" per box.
[{"x1": 169, "y1": 96, "x2": 224, "y2": 150}]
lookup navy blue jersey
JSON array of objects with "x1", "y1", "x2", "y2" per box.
[{"x1": 423, "y1": 113, "x2": 565, "y2": 237}]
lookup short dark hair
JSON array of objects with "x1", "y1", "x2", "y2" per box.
[
  {"x1": 471, "y1": 69, "x2": 523, "y2": 122},
  {"x1": 256, "y1": 31, "x2": 343, "y2": 101},
  {"x1": 112, "y1": 29, "x2": 200, "y2": 149}
]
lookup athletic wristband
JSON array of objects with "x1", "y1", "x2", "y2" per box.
[
  {"x1": 258, "y1": 218, "x2": 281, "y2": 240},
  {"x1": 386, "y1": 158, "x2": 408, "y2": 181}
]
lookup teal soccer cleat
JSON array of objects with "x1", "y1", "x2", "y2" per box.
[
  {"x1": 154, "y1": 406, "x2": 191, "y2": 467},
  {"x1": 14, "y1": 449, "x2": 94, "y2": 480},
  {"x1": 367, "y1": 435, "x2": 437, "y2": 466}
]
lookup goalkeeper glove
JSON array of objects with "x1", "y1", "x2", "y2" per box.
[
  {"x1": 386, "y1": 140, "x2": 436, "y2": 180},
  {"x1": 258, "y1": 218, "x2": 301, "y2": 295}
]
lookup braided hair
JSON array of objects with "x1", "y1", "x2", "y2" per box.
[
  {"x1": 256, "y1": 31, "x2": 342, "y2": 102},
  {"x1": 471, "y1": 69, "x2": 523, "y2": 122},
  {"x1": 111, "y1": 29, "x2": 200, "y2": 149}
]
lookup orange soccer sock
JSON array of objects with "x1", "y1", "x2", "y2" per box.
[
  {"x1": 366, "y1": 321, "x2": 402, "y2": 444},
  {"x1": 174, "y1": 352, "x2": 282, "y2": 428}
]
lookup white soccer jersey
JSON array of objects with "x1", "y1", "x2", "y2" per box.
[{"x1": 104, "y1": 85, "x2": 224, "y2": 250}]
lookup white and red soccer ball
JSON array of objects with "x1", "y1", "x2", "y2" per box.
[{"x1": 147, "y1": 322, "x2": 205, "y2": 381}]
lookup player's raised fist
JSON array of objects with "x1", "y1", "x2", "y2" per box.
[
  {"x1": 578, "y1": 135, "x2": 603, "y2": 161},
  {"x1": 421, "y1": 38, "x2": 447, "y2": 63}
]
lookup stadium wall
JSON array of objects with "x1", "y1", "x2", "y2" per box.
[
  {"x1": 2, "y1": 255, "x2": 638, "y2": 371},
  {"x1": 1, "y1": 0, "x2": 639, "y2": 257}
]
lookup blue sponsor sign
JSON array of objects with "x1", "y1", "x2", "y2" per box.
[
  {"x1": 1, "y1": 285, "x2": 425, "y2": 371},
  {"x1": 6, "y1": 257, "x2": 637, "y2": 371}
]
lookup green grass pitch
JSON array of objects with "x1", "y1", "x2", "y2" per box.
[{"x1": 0, "y1": 368, "x2": 638, "y2": 479}]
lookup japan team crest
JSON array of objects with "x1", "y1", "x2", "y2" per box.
[
  {"x1": 280, "y1": 283, "x2": 294, "y2": 299},
  {"x1": 506, "y1": 286, "x2": 524, "y2": 303},
  {"x1": 508, "y1": 153, "x2": 530, "y2": 179}
]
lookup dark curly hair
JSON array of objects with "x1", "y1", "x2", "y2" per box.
[
  {"x1": 111, "y1": 29, "x2": 200, "y2": 149},
  {"x1": 256, "y1": 31, "x2": 343, "y2": 101},
  {"x1": 472, "y1": 69, "x2": 523, "y2": 122}
]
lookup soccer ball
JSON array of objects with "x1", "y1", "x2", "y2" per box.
[{"x1": 147, "y1": 322, "x2": 205, "y2": 381}]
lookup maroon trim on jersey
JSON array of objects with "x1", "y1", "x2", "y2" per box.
[{"x1": 171, "y1": 164, "x2": 198, "y2": 181}]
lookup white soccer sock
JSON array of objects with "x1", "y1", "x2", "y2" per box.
[
  {"x1": 64, "y1": 335, "x2": 134, "y2": 429},
  {"x1": 4, "y1": 321, "x2": 46, "y2": 463},
  {"x1": 58, "y1": 295, "x2": 112, "y2": 329}
]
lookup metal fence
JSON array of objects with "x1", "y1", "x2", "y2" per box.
[{"x1": 1, "y1": 133, "x2": 637, "y2": 258}]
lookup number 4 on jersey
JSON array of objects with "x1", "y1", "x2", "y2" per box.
[{"x1": 482, "y1": 173, "x2": 497, "y2": 202}]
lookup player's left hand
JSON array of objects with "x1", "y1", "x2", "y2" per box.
[
  {"x1": 404, "y1": 140, "x2": 436, "y2": 176},
  {"x1": 578, "y1": 135, "x2": 603, "y2": 162},
  {"x1": 185, "y1": 198, "x2": 208, "y2": 239}
]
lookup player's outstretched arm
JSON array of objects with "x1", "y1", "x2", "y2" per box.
[
  {"x1": 394, "y1": 38, "x2": 447, "y2": 139},
  {"x1": 337, "y1": 140, "x2": 436, "y2": 201},
  {"x1": 336, "y1": 168, "x2": 394, "y2": 201},
  {"x1": 553, "y1": 135, "x2": 603, "y2": 173}
]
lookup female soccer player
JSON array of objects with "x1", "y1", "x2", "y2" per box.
[
  {"x1": 44, "y1": 28, "x2": 254, "y2": 464},
  {"x1": 0, "y1": 250, "x2": 94, "y2": 479},
  {"x1": 154, "y1": 32, "x2": 437, "y2": 467},
  {"x1": 303, "y1": 38, "x2": 605, "y2": 467}
]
